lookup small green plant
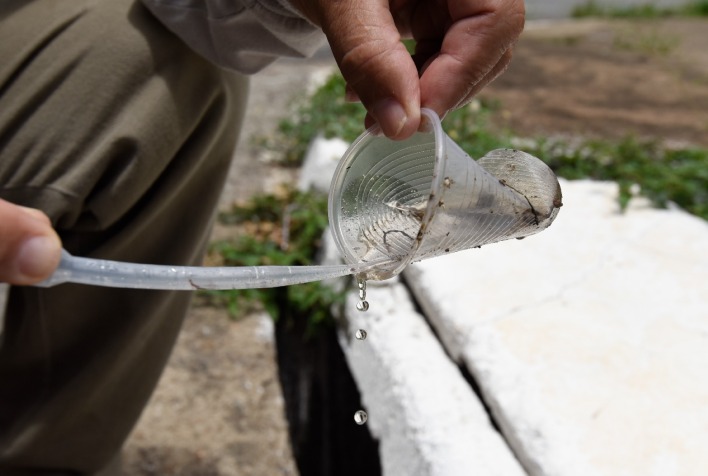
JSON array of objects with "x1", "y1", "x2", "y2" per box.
[
  {"x1": 204, "y1": 188, "x2": 347, "y2": 336},
  {"x1": 274, "y1": 74, "x2": 367, "y2": 166},
  {"x1": 441, "y1": 99, "x2": 707, "y2": 218},
  {"x1": 443, "y1": 98, "x2": 513, "y2": 158},
  {"x1": 572, "y1": 0, "x2": 708, "y2": 18},
  {"x1": 612, "y1": 24, "x2": 681, "y2": 56},
  {"x1": 273, "y1": 72, "x2": 510, "y2": 166},
  {"x1": 573, "y1": 2, "x2": 670, "y2": 18},
  {"x1": 684, "y1": 0, "x2": 708, "y2": 15},
  {"x1": 268, "y1": 72, "x2": 708, "y2": 220},
  {"x1": 528, "y1": 136, "x2": 708, "y2": 217}
]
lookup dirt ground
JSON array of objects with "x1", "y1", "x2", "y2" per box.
[
  {"x1": 121, "y1": 18, "x2": 708, "y2": 476},
  {"x1": 487, "y1": 18, "x2": 708, "y2": 147}
]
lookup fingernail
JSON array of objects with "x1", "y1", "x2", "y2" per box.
[
  {"x1": 372, "y1": 99, "x2": 408, "y2": 138},
  {"x1": 16, "y1": 236, "x2": 61, "y2": 280}
]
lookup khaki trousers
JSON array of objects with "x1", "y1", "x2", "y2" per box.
[{"x1": 0, "y1": 0, "x2": 249, "y2": 473}]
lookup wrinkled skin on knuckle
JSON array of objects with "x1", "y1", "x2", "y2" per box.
[
  {"x1": 322, "y1": 3, "x2": 402, "y2": 92},
  {"x1": 498, "y1": 4, "x2": 526, "y2": 50},
  {"x1": 338, "y1": 38, "x2": 387, "y2": 79},
  {"x1": 337, "y1": 39, "x2": 405, "y2": 102}
]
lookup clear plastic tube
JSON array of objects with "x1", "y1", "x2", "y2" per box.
[{"x1": 36, "y1": 250, "x2": 385, "y2": 290}]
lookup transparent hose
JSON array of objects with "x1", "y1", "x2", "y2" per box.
[{"x1": 36, "y1": 250, "x2": 385, "y2": 290}]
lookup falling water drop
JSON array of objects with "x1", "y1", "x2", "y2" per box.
[
  {"x1": 355, "y1": 329, "x2": 367, "y2": 340},
  {"x1": 356, "y1": 278, "x2": 369, "y2": 312},
  {"x1": 354, "y1": 410, "x2": 368, "y2": 425}
]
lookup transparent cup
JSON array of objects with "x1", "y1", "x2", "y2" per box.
[{"x1": 328, "y1": 108, "x2": 562, "y2": 281}]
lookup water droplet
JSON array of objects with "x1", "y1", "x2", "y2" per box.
[
  {"x1": 355, "y1": 329, "x2": 367, "y2": 340},
  {"x1": 356, "y1": 278, "x2": 369, "y2": 312},
  {"x1": 354, "y1": 410, "x2": 368, "y2": 425}
]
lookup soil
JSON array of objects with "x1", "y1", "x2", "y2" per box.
[
  {"x1": 120, "y1": 18, "x2": 708, "y2": 475},
  {"x1": 484, "y1": 18, "x2": 708, "y2": 147}
]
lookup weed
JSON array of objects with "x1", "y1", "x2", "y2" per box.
[
  {"x1": 204, "y1": 188, "x2": 347, "y2": 336},
  {"x1": 274, "y1": 74, "x2": 367, "y2": 166},
  {"x1": 443, "y1": 98, "x2": 513, "y2": 158},
  {"x1": 529, "y1": 137, "x2": 708, "y2": 217},
  {"x1": 684, "y1": 0, "x2": 708, "y2": 15},
  {"x1": 572, "y1": 0, "x2": 708, "y2": 18},
  {"x1": 440, "y1": 93, "x2": 706, "y2": 220},
  {"x1": 267, "y1": 73, "x2": 708, "y2": 220},
  {"x1": 612, "y1": 24, "x2": 681, "y2": 56}
]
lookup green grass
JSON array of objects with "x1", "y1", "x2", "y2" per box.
[
  {"x1": 530, "y1": 137, "x2": 708, "y2": 216},
  {"x1": 203, "y1": 188, "x2": 347, "y2": 336},
  {"x1": 272, "y1": 75, "x2": 367, "y2": 166},
  {"x1": 612, "y1": 26, "x2": 681, "y2": 56},
  {"x1": 572, "y1": 0, "x2": 708, "y2": 18},
  {"x1": 274, "y1": 73, "x2": 708, "y2": 220}
]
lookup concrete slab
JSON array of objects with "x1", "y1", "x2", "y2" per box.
[
  {"x1": 405, "y1": 179, "x2": 708, "y2": 476},
  {"x1": 297, "y1": 135, "x2": 349, "y2": 194},
  {"x1": 337, "y1": 277, "x2": 527, "y2": 476}
]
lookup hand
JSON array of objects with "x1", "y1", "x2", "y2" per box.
[
  {"x1": 292, "y1": 0, "x2": 525, "y2": 139},
  {"x1": 0, "y1": 199, "x2": 62, "y2": 285}
]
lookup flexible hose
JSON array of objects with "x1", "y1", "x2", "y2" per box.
[{"x1": 36, "y1": 250, "x2": 385, "y2": 290}]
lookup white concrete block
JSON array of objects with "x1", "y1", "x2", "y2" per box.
[
  {"x1": 405, "y1": 179, "x2": 708, "y2": 476},
  {"x1": 338, "y1": 280, "x2": 526, "y2": 476},
  {"x1": 297, "y1": 135, "x2": 349, "y2": 194},
  {"x1": 318, "y1": 228, "x2": 524, "y2": 476}
]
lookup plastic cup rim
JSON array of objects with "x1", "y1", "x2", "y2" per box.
[{"x1": 327, "y1": 108, "x2": 448, "y2": 279}]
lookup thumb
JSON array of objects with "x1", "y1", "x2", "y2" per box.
[
  {"x1": 318, "y1": 0, "x2": 421, "y2": 139},
  {"x1": 0, "y1": 199, "x2": 62, "y2": 285}
]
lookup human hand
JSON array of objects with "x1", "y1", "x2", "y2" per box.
[
  {"x1": 0, "y1": 199, "x2": 62, "y2": 285},
  {"x1": 291, "y1": 0, "x2": 525, "y2": 139}
]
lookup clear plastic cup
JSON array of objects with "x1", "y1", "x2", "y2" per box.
[{"x1": 328, "y1": 108, "x2": 562, "y2": 281}]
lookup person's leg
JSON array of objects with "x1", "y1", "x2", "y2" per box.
[{"x1": 0, "y1": 0, "x2": 249, "y2": 473}]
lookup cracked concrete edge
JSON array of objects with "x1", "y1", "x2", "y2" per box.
[
  {"x1": 336, "y1": 279, "x2": 527, "y2": 476},
  {"x1": 402, "y1": 268, "x2": 569, "y2": 475}
]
